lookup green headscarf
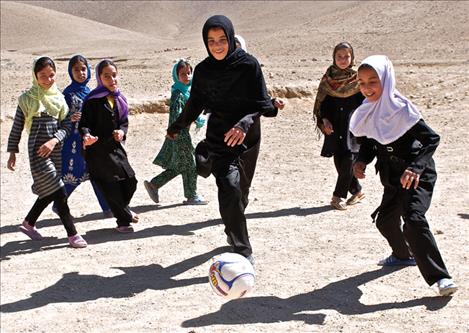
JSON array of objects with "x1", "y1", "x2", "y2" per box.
[
  {"x1": 171, "y1": 59, "x2": 191, "y2": 102},
  {"x1": 18, "y1": 58, "x2": 68, "y2": 133}
]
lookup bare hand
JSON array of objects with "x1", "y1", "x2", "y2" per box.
[
  {"x1": 166, "y1": 131, "x2": 178, "y2": 140},
  {"x1": 353, "y1": 161, "x2": 367, "y2": 179},
  {"x1": 274, "y1": 98, "x2": 286, "y2": 110},
  {"x1": 224, "y1": 127, "x2": 246, "y2": 147},
  {"x1": 83, "y1": 134, "x2": 98, "y2": 147},
  {"x1": 113, "y1": 129, "x2": 124, "y2": 142},
  {"x1": 37, "y1": 138, "x2": 59, "y2": 158},
  {"x1": 400, "y1": 168, "x2": 420, "y2": 190},
  {"x1": 322, "y1": 118, "x2": 334, "y2": 135},
  {"x1": 70, "y1": 112, "x2": 81, "y2": 122},
  {"x1": 7, "y1": 153, "x2": 16, "y2": 171}
]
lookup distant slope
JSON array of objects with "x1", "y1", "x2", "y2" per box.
[
  {"x1": 12, "y1": 0, "x2": 469, "y2": 61},
  {"x1": 0, "y1": 1, "x2": 158, "y2": 53},
  {"x1": 16, "y1": 1, "x2": 355, "y2": 40}
]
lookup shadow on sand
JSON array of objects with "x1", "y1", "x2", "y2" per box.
[
  {"x1": 1, "y1": 246, "x2": 229, "y2": 313},
  {"x1": 1, "y1": 205, "x2": 331, "y2": 260},
  {"x1": 182, "y1": 267, "x2": 452, "y2": 327}
]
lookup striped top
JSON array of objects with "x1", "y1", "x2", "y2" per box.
[{"x1": 8, "y1": 106, "x2": 71, "y2": 198}]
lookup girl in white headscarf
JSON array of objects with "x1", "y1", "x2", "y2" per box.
[{"x1": 350, "y1": 55, "x2": 457, "y2": 296}]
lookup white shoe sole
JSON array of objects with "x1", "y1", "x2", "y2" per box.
[{"x1": 439, "y1": 285, "x2": 458, "y2": 296}]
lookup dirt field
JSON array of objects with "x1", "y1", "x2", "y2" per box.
[{"x1": 1, "y1": 1, "x2": 468, "y2": 332}]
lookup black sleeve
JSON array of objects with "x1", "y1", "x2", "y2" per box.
[
  {"x1": 407, "y1": 119, "x2": 440, "y2": 174},
  {"x1": 357, "y1": 137, "x2": 376, "y2": 165},
  {"x1": 235, "y1": 59, "x2": 277, "y2": 132},
  {"x1": 118, "y1": 114, "x2": 129, "y2": 136},
  {"x1": 79, "y1": 100, "x2": 92, "y2": 136},
  {"x1": 319, "y1": 95, "x2": 332, "y2": 120},
  {"x1": 263, "y1": 98, "x2": 279, "y2": 118},
  {"x1": 7, "y1": 106, "x2": 25, "y2": 153}
]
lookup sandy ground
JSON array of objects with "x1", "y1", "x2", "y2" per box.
[{"x1": 1, "y1": 1, "x2": 468, "y2": 332}]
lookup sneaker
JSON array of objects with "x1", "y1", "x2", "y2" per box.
[
  {"x1": 102, "y1": 210, "x2": 114, "y2": 219},
  {"x1": 116, "y1": 225, "x2": 134, "y2": 233},
  {"x1": 437, "y1": 278, "x2": 458, "y2": 296},
  {"x1": 346, "y1": 192, "x2": 365, "y2": 205},
  {"x1": 378, "y1": 254, "x2": 417, "y2": 266},
  {"x1": 130, "y1": 210, "x2": 139, "y2": 223},
  {"x1": 331, "y1": 196, "x2": 347, "y2": 210},
  {"x1": 144, "y1": 180, "x2": 159, "y2": 204},
  {"x1": 19, "y1": 221, "x2": 43, "y2": 240},
  {"x1": 183, "y1": 195, "x2": 208, "y2": 205},
  {"x1": 68, "y1": 234, "x2": 88, "y2": 248}
]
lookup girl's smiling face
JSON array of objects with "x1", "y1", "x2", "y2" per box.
[
  {"x1": 71, "y1": 61, "x2": 88, "y2": 84},
  {"x1": 358, "y1": 66, "x2": 382, "y2": 102},
  {"x1": 99, "y1": 65, "x2": 118, "y2": 92},
  {"x1": 207, "y1": 27, "x2": 229, "y2": 61},
  {"x1": 334, "y1": 48, "x2": 352, "y2": 70},
  {"x1": 36, "y1": 65, "x2": 56, "y2": 90}
]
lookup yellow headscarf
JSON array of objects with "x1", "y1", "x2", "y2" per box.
[{"x1": 18, "y1": 58, "x2": 68, "y2": 133}]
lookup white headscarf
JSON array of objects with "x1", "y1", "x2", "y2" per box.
[
  {"x1": 234, "y1": 34, "x2": 247, "y2": 52},
  {"x1": 349, "y1": 55, "x2": 421, "y2": 145}
]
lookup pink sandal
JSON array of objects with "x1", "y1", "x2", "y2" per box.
[
  {"x1": 19, "y1": 221, "x2": 43, "y2": 240},
  {"x1": 68, "y1": 234, "x2": 88, "y2": 248}
]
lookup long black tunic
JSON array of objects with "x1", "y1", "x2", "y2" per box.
[
  {"x1": 320, "y1": 92, "x2": 364, "y2": 157},
  {"x1": 79, "y1": 96, "x2": 135, "y2": 182}
]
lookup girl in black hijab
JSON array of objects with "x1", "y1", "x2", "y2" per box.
[{"x1": 167, "y1": 15, "x2": 280, "y2": 263}]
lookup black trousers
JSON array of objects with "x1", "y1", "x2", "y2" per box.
[
  {"x1": 25, "y1": 187, "x2": 77, "y2": 236},
  {"x1": 374, "y1": 160, "x2": 451, "y2": 285},
  {"x1": 333, "y1": 152, "x2": 361, "y2": 198},
  {"x1": 239, "y1": 141, "x2": 261, "y2": 208},
  {"x1": 94, "y1": 177, "x2": 137, "y2": 227},
  {"x1": 212, "y1": 150, "x2": 257, "y2": 258}
]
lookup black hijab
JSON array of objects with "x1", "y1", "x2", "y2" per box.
[{"x1": 201, "y1": 15, "x2": 244, "y2": 68}]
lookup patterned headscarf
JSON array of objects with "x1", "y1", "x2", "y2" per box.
[
  {"x1": 313, "y1": 42, "x2": 360, "y2": 133},
  {"x1": 349, "y1": 55, "x2": 421, "y2": 144},
  {"x1": 18, "y1": 57, "x2": 68, "y2": 133},
  {"x1": 84, "y1": 59, "x2": 128, "y2": 120}
]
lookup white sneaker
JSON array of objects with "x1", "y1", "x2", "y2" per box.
[{"x1": 437, "y1": 278, "x2": 458, "y2": 296}]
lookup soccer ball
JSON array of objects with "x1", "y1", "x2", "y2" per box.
[{"x1": 208, "y1": 252, "x2": 255, "y2": 299}]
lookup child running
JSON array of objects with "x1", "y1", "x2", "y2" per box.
[
  {"x1": 144, "y1": 59, "x2": 207, "y2": 205},
  {"x1": 79, "y1": 59, "x2": 138, "y2": 233},
  {"x1": 313, "y1": 42, "x2": 365, "y2": 210},
  {"x1": 350, "y1": 55, "x2": 457, "y2": 296},
  {"x1": 53, "y1": 55, "x2": 112, "y2": 218},
  {"x1": 7, "y1": 56, "x2": 87, "y2": 248},
  {"x1": 166, "y1": 15, "x2": 282, "y2": 264}
]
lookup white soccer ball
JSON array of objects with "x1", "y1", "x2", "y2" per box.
[{"x1": 208, "y1": 252, "x2": 255, "y2": 299}]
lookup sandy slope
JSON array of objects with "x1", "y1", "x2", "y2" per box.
[{"x1": 1, "y1": 1, "x2": 468, "y2": 332}]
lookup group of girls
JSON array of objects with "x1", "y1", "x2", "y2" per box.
[
  {"x1": 7, "y1": 14, "x2": 456, "y2": 296},
  {"x1": 7, "y1": 55, "x2": 138, "y2": 247}
]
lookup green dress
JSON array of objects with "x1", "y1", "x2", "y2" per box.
[
  {"x1": 153, "y1": 90, "x2": 196, "y2": 170},
  {"x1": 151, "y1": 90, "x2": 198, "y2": 198}
]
